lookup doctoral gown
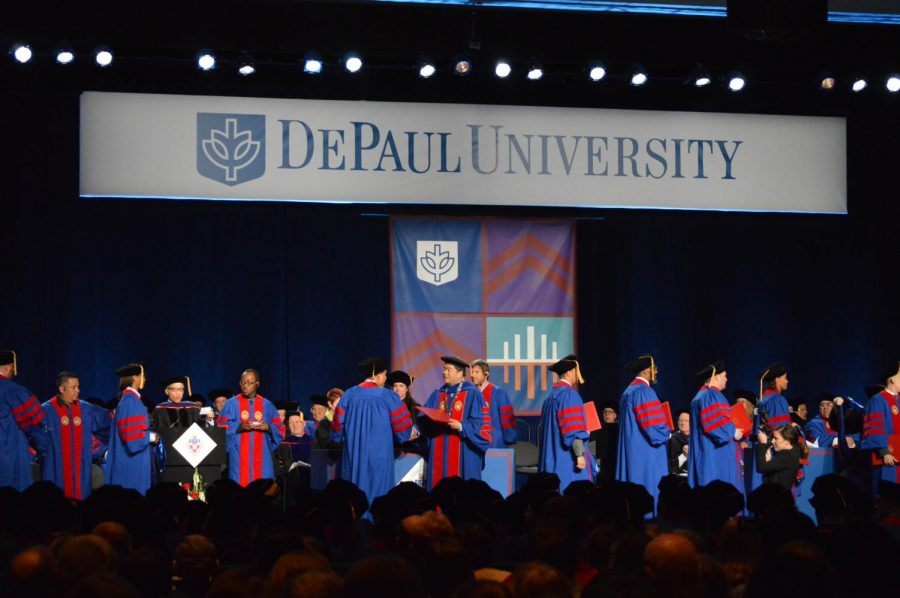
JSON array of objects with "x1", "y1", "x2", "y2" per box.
[
  {"x1": 538, "y1": 380, "x2": 597, "y2": 491},
  {"x1": 861, "y1": 389, "x2": 900, "y2": 484},
  {"x1": 220, "y1": 394, "x2": 284, "y2": 486},
  {"x1": 0, "y1": 374, "x2": 48, "y2": 491},
  {"x1": 332, "y1": 381, "x2": 413, "y2": 506},
  {"x1": 482, "y1": 382, "x2": 518, "y2": 448},
  {"x1": 41, "y1": 396, "x2": 110, "y2": 500},
  {"x1": 687, "y1": 385, "x2": 743, "y2": 492},
  {"x1": 615, "y1": 379, "x2": 670, "y2": 508},
  {"x1": 105, "y1": 388, "x2": 152, "y2": 494}
]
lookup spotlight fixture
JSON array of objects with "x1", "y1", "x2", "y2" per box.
[
  {"x1": 94, "y1": 46, "x2": 113, "y2": 67},
  {"x1": 416, "y1": 56, "x2": 436, "y2": 79},
  {"x1": 629, "y1": 65, "x2": 648, "y2": 87},
  {"x1": 452, "y1": 54, "x2": 472, "y2": 76},
  {"x1": 689, "y1": 64, "x2": 711, "y2": 88},
  {"x1": 11, "y1": 43, "x2": 33, "y2": 64},
  {"x1": 588, "y1": 61, "x2": 606, "y2": 82},
  {"x1": 727, "y1": 71, "x2": 746, "y2": 92},
  {"x1": 343, "y1": 52, "x2": 362, "y2": 73},
  {"x1": 818, "y1": 71, "x2": 835, "y2": 91},
  {"x1": 886, "y1": 75, "x2": 900, "y2": 93},
  {"x1": 495, "y1": 60, "x2": 512, "y2": 79},
  {"x1": 850, "y1": 75, "x2": 867, "y2": 93},
  {"x1": 237, "y1": 54, "x2": 256, "y2": 76},
  {"x1": 55, "y1": 42, "x2": 75, "y2": 65},
  {"x1": 526, "y1": 58, "x2": 543, "y2": 81},
  {"x1": 303, "y1": 52, "x2": 323, "y2": 75},
  {"x1": 196, "y1": 51, "x2": 216, "y2": 71}
]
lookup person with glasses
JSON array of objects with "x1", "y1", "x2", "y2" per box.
[
  {"x1": 219, "y1": 369, "x2": 284, "y2": 486},
  {"x1": 151, "y1": 376, "x2": 203, "y2": 429}
]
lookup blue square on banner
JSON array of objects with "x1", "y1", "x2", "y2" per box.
[{"x1": 392, "y1": 219, "x2": 482, "y2": 313}]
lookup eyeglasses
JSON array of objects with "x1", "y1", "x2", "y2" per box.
[
  {"x1": 166, "y1": 387, "x2": 185, "y2": 392},
  {"x1": 239, "y1": 380, "x2": 259, "y2": 387}
]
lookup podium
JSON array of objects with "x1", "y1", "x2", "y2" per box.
[{"x1": 158, "y1": 425, "x2": 227, "y2": 484}]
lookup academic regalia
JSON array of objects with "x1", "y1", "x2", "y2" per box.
[
  {"x1": 615, "y1": 378, "x2": 670, "y2": 508},
  {"x1": 0, "y1": 373, "x2": 48, "y2": 491},
  {"x1": 282, "y1": 433, "x2": 312, "y2": 464},
  {"x1": 220, "y1": 393, "x2": 283, "y2": 486},
  {"x1": 861, "y1": 389, "x2": 900, "y2": 484},
  {"x1": 105, "y1": 388, "x2": 152, "y2": 494},
  {"x1": 688, "y1": 386, "x2": 743, "y2": 492},
  {"x1": 40, "y1": 396, "x2": 111, "y2": 500},
  {"x1": 419, "y1": 380, "x2": 490, "y2": 490},
  {"x1": 759, "y1": 390, "x2": 792, "y2": 430},
  {"x1": 481, "y1": 382, "x2": 517, "y2": 447},
  {"x1": 151, "y1": 401, "x2": 203, "y2": 428},
  {"x1": 805, "y1": 415, "x2": 839, "y2": 447},
  {"x1": 668, "y1": 430, "x2": 689, "y2": 476},
  {"x1": 332, "y1": 381, "x2": 413, "y2": 506},
  {"x1": 538, "y1": 380, "x2": 598, "y2": 491}
]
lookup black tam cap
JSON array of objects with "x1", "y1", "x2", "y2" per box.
[
  {"x1": 386, "y1": 370, "x2": 413, "y2": 388},
  {"x1": 758, "y1": 362, "x2": 787, "y2": 384},
  {"x1": 814, "y1": 393, "x2": 835, "y2": 405},
  {"x1": 0, "y1": 350, "x2": 16, "y2": 367},
  {"x1": 440, "y1": 356, "x2": 468, "y2": 370},
  {"x1": 276, "y1": 401, "x2": 298, "y2": 412},
  {"x1": 357, "y1": 357, "x2": 387, "y2": 377},
  {"x1": 733, "y1": 389, "x2": 757, "y2": 403},
  {"x1": 624, "y1": 354, "x2": 654, "y2": 373},
  {"x1": 310, "y1": 394, "x2": 329, "y2": 407},
  {"x1": 161, "y1": 376, "x2": 187, "y2": 388},
  {"x1": 115, "y1": 363, "x2": 145, "y2": 377},
  {"x1": 881, "y1": 361, "x2": 900, "y2": 384},
  {"x1": 208, "y1": 387, "x2": 232, "y2": 402},
  {"x1": 549, "y1": 355, "x2": 578, "y2": 376},
  {"x1": 696, "y1": 360, "x2": 726, "y2": 380}
]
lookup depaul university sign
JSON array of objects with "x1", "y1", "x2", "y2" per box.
[{"x1": 81, "y1": 92, "x2": 846, "y2": 213}]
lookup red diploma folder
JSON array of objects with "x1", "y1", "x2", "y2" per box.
[
  {"x1": 731, "y1": 403, "x2": 753, "y2": 436},
  {"x1": 871, "y1": 434, "x2": 900, "y2": 466},
  {"x1": 415, "y1": 406, "x2": 451, "y2": 423},
  {"x1": 584, "y1": 401, "x2": 602, "y2": 432},
  {"x1": 661, "y1": 401, "x2": 674, "y2": 432}
]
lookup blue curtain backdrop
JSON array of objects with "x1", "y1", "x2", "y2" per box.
[{"x1": 2, "y1": 92, "x2": 898, "y2": 413}]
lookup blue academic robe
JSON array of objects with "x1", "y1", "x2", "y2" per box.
[
  {"x1": 759, "y1": 391, "x2": 792, "y2": 430},
  {"x1": 538, "y1": 381, "x2": 598, "y2": 491},
  {"x1": 615, "y1": 379, "x2": 670, "y2": 508},
  {"x1": 332, "y1": 381, "x2": 413, "y2": 507},
  {"x1": 105, "y1": 388, "x2": 152, "y2": 494},
  {"x1": 688, "y1": 386, "x2": 743, "y2": 492},
  {"x1": 482, "y1": 383, "x2": 517, "y2": 448},
  {"x1": 861, "y1": 390, "x2": 900, "y2": 484},
  {"x1": 221, "y1": 394, "x2": 283, "y2": 486},
  {"x1": 419, "y1": 380, "x2": 490, "y2": 490},
  {"x1": 804, "y1": 415, "x2": 840, "y2": 448},
  {"x1": 0, "y1": 375, "x2": 48, "y2": 491},
  {"x1": 41, "y1": 397, "x2": 110, "y2": 500}
]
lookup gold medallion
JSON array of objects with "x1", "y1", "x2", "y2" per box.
[
  {"x1": 241, "y1": 410, "x2": 250, "y2": 421},
  {"x1": 73, "y1": 416, "x2": 82, "y2": 426},
  {"x1": 254, "y1": 411, "x2": 263, "y2": 421},
  {"x1": 892, "y1": 405, "x2": 899, "y2": 416},
  {"x1": 60, "y1": 416, "x2": 69, "y2": 426},
  {"x1": 439, "y1": 400, "x2": 446, "y2": 411},
  {"x1": 454, "y1": 401, "x2": 463, "y2": 412}
]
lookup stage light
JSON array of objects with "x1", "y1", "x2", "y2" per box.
[
  {"x1": 303, "y1": 52, "x2": 323, "y2": 75},
  {"x1": 689, "y1": 64, "x2": 711, "y2": 87},
  {"x1": 11, "y1": 44, "x2": 33, "y2": 64},
  {"x1": 819, "y1": 72, "x2": 835, "y2": 91},
  {"x1": 453, "y1": 54, "x2": 472, "y2": 76},
  {"x1": 526, "y1": 58, "x2": 543, "y2": 81},
  {"x1": 588, "y1": 61, "x2": 606, "y2": 82},
  {"x1": 851, "y1": 76, "x2": 867, "y2": 92},
  {"x1": 629, "y1": 65, "x2": 648, "y2": 87},
  {"x1": 886, "y1": 75, "x2": 900, "y2": 93},
  {"x1": 55, "y1": 42, "x2": 75, "y2": 65},
  {"x1": 343, "y1": 52, "x2": 362, "y2": 73},
  {"x1": 727, "y1": 71, "x2": 746, "y2": 92},
  {"x1": 196, "y1": 51, "x2": 216, "y2": 71},
  {"x1": 416, "y1": 56, "x2": 436, "y2": 79},
  {"x1": 495, "y1": 60, "x2": 512, "y2": 79},
  {"x1": 94, "y1": 46, "x2": 113, "y2": 67}
]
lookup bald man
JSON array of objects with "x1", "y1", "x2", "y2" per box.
[{"x1": 644, "y1": 533, "x2": 699, "y2": 593}]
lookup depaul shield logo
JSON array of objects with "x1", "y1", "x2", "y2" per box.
[
  {"x1": 416, "y1": 241, "x2": 459, "y2": 286},
  {"x1": 196, "y1": 113, "x2": 265, "y2": 186}
]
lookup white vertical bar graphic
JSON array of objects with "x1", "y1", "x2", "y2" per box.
[
  {"x1": 503, "y1": 341, "x2": 509, "y2": 360},
  {"x1": 527, "y1": 326, "x2": 535, "y2": 361},
  {"x1": 552, "y1": 341, "x2": 558, "y2": 360},
  {"x1": 514, "y1": 334, "x2": 521, "y2": 360},
  {"x1": 541, "y1": 335, "x2": 547, "y2": 360}
]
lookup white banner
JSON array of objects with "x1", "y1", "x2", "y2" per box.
[{"x1": 80, "y1": 91, "x2": 846, "y2": 213}]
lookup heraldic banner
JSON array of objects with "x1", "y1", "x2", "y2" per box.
[{"x1": 391, "y1": 218, "x2": 576, "y2": 415}]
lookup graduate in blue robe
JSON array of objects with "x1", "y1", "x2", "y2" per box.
[
  {"x1": 538, "y1": 355, "x2": 597, "y2": 491},
  {"x1": 861, "y1": 363, "x2": 900, "y2": 486},
  {"x1": 747, "y1": 363, "x2": 793, "y2": 492},
  {"x1": 615, "y1": 354, "x2": 670, "y2": 510},
  {"x1": 0, "y1": 350, "x2": 49, "y2": 491},
  {"x1": 419, "y1": 356, "x2": 490, "y2": 490},
  {"x1": 332, "y1": 357, "x2": 413, "y2": 508},
  {"x1": 470, "y1": 359, "x2": 518, "y2": 448},
  {"x1": 221, "y1": 369, "x2": 283, "y2": 487},
  {"x1": 105, "y1": 363, "x2": 153, "y2": 494},
  {"x1": 41, "y1": 372, "x2": 110, "y2": 500},
  {"x1": 688, "y1": 361, "x2": 744, "y2": 492}
]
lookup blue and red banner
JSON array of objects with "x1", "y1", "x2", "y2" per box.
[{"x1": 391, "y1": 218, "x2": 576, "y2": 415}]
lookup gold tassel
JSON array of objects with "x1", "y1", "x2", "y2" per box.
[
  {"x1": 759, "y1": 368, "x2": 769, "y2": 399},
  {"x1": 573, "y1": 360, "x2": 586, "y2": 385},
  {"x1": 186, "y1": 375, "x2": 193, "y2": 398},
  {"x1": 11, "y1": 350, "x2": 17, "y2": 377}
]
